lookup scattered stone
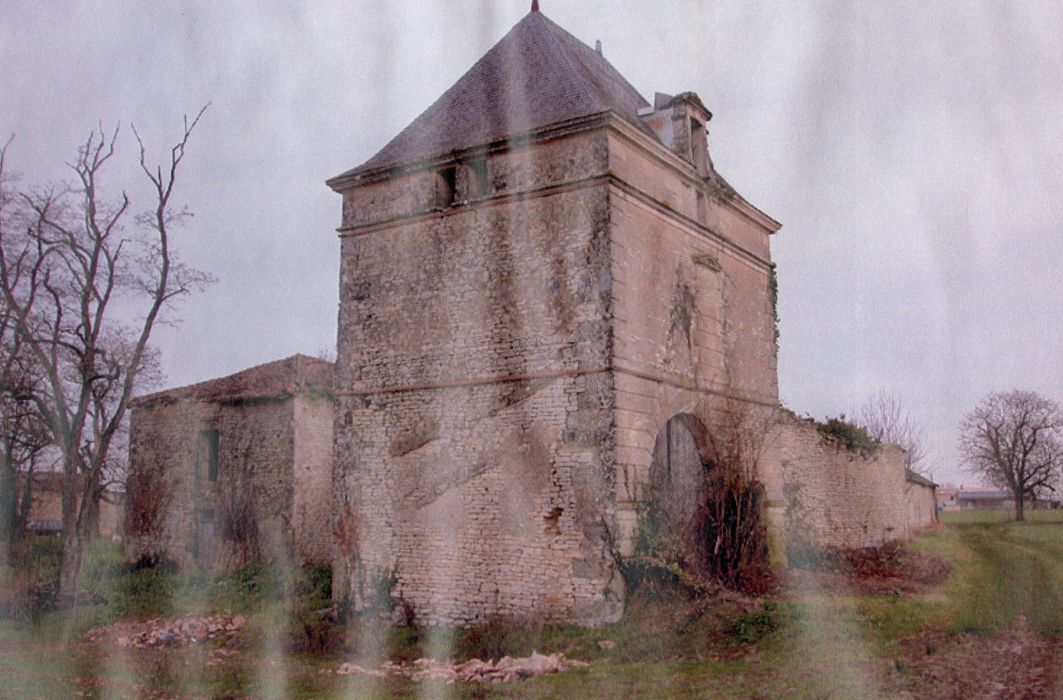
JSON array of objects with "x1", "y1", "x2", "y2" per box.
[
  {"x1": 85, "y1": 614, "x2": 246, "y2": 649},
  {"x1": 597, "y1": 639, "x2": 615, "y2": 650},
  {"x1": 335, "y1": 651, "x2": 588, "y2": 683}
]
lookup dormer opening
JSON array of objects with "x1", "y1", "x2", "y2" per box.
[
  {"x1": 435, "y1": 166, "x2": 457, "y2": 208},
  {"x1": 690, "y1": 117, "x2": 708, "y2": 176}
]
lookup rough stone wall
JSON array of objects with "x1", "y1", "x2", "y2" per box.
[
  {"x1": 292, "y1": 394, "x2": 335, "y2": 564},
  {"x1": 126, "y1": 399, "x2": 203, "y2": 565},
  {"x1": 905, "y1": 481, "x2": 937, "y2": 532},
  {"x1": 763, "y1": 414, "x2": 932, "y2": 551},
  {"x1": 334, "y1": 132, "x2": 623, "y2": 625},
  {"x1": 126, "y1": 397, "x2": 303, "y2": 570}
]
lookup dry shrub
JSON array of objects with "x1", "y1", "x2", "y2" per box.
[
  {"x1": 288, "y1": 604, "x2": 344, "y2": 655},
  {"x1": 125, "y1": 464, "x2": 169, "y2": 540},
  {"x1": 627, "y1": 400, "x2": 777, "y2": 597},
  {"x1": 693, "y1": 401, "x2": 777, "y2": 595},
  {"x1": 788, "y1": 541, "x2": 951, "y2": 592},
  {"x1": 220, "y1": 481, "x2": 261, "y2": 567},
  {"x1": 692, "y1": 471, "x2": 776, "y2": 595}
]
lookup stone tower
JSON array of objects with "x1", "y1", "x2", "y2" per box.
[{"x1": 327, "y1": 8, "x2": 780, "y2": 626}]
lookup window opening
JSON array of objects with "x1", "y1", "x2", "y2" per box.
[
  {"x1": 200, "y1": 429, "x2": 220, "y2": 482},
  {"x1": 437, "y1": 166, "x2": 457, "y2": 207}
]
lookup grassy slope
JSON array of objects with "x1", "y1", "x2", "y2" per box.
[{"x1": 3, "y1": 511, "x2": 1063, "y2": 698}]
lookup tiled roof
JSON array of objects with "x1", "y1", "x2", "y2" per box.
[
  {"x1": 332, "y1": 10, "x2": 657, "y2": 182},
  {"x1": 904, "y1": 468, "x2": 937, "y2": 488},
  {"x1": 133, "y1": 354, "x2": 334, "y2": 406}
]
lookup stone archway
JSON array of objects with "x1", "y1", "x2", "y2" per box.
[{"x1": 647, "y1": 413, "x2": 710, "y2": 558}]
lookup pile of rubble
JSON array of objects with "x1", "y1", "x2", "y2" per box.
[
  {"x1": 85, "y1": 614, "x2": 246, "y2": 649},
  {"x1": 334, "y1": 651, "x2": 588, "y2": 684}
]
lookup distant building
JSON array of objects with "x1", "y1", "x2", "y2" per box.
[
  {"x1": 125, "y1": 354, "x2": 334, "y2": 570},
  {"x1": 19, "y1": 471, "x2": 124, "y2": 539},
  {"x1": 954, "y1": 489, "x2": 1056, "y2": 511}
]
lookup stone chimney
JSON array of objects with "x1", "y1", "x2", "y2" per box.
[{"x1": 638, "y1": 91, "x2": 714, "y2": 176}]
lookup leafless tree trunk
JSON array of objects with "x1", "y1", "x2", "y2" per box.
[
  {"x1": 0, "y1": 109, "x2": 210, "y2": 601},
  {"x1": 959, "y1": 390, "x2": 1063, "y2": 522},
  {"x1": 0, "y1": 153, "x2": 53, "y2": 552}
]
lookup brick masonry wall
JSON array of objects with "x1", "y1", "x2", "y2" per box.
[{"x1": 333, "y1": 133, "x2": 623, "y2": 626}]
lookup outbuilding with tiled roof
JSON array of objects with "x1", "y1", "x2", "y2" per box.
[{"x1": 125, "y1": 355, "x2": 335, "y2": 570}]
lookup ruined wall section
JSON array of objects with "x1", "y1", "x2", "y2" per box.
[
  {"x1": 126, "y1": 397, "x2": 299, "y2": 570},
  {"x1": 292, "y1": 394, "x2": 335, "y2": 564},
  {"x1": 334, "y1": 133, "x2": 622, "y2": 625},
  {"x1": 764, "y1": 414, "x2": 932, "y2": 551}
]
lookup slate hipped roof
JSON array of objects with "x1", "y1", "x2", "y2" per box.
[
  {"x1": 331, "y1": 10, "x2": 658, "y2": 183},
  {"x1": 133, "y1": 354, "x2": 334, "y2": 406}
]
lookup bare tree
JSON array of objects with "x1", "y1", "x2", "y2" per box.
[
  {"x1": 959, "y1": 390, "x2": 1063, "y2": 522},
  {"x1": 0, "y1": 348, "x2": 53, "y2": 547},
  {"x1": 0, "y1": 110, "x2": 210, "y2": 601},
  {"x1": 0, "y1": 148, "x2": 53, "y2": 550},
  {"x1": 857, "y1": 390, "x2": 929, "y2": 474}
]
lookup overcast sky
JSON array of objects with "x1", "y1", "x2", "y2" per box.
[{"x1": 3, "y1": 1, "x2": 1061, "y2": 485}]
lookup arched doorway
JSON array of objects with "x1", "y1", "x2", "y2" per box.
[{"x1": 647, "y1": 414, "x2": 709, "y2": 559}]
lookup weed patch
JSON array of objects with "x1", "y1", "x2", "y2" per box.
[{"x1": 725, "y1": 602, "x2": 781, "y2": 644}]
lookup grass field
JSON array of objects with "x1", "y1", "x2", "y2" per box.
[{"x1": 3, "y1": 511, "x2": 1063, "y2": 698}]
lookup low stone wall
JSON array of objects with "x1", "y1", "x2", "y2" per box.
[{"x1": 762, "y1": 414, "x2": 935, "y2": 553}]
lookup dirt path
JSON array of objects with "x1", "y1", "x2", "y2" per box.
[{"x1": 894, "y1": 616, "x2": 1063, "y2": 699}]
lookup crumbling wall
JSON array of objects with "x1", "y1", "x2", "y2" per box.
[
  {"x1": 126, "y1": 397, "x2": 299, "y2": 570},
  {"x1": 333, "y1": 133, "x2": 623, "y2": 625},
  {"x1": 763, "y1": 414, "x2": 928, "y2": 552}
]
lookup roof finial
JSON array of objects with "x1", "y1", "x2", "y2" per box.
[{"x1": 531, "y1": 0, "x2": 540, "y2": 11}]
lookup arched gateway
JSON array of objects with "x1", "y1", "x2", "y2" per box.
[{"x1": 647, "y1": 414, "x2": 711, "y2": 560}]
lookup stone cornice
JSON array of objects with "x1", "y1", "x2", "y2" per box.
[
  {"x1": 329, "y1": 112, "x2": 782, "y2": 241},
  {"x1": 326, "y1": 112, "x2": 613, "y2": 192},
  {"x1": 335, "y1": 173, "x2": 773, "y2": 273},
  {"x1": 334, "y1": 364, "x2": 780, "y2": 410},
  {"x1": 605, "y1": 116, "x2": 782, "y2": 235}
]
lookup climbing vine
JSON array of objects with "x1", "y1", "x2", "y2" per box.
[{"x1": 768, "y1": 266, "x2": 780, "y2": 352}]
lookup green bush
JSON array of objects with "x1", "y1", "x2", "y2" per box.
[
  {"x1": 113, "y1": 566, "x2": 176, "y2": 617},
  {"x1": 814, "y1": 415, "x2": 880, "y2": 455},
  {"x1": 294, "y1": 563, "x2": 332, "y2": 611}
]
